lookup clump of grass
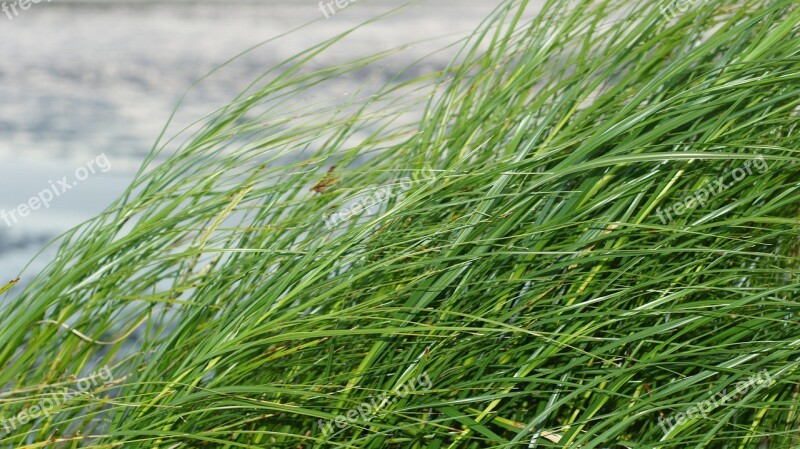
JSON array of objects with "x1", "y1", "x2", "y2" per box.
[{"x1": 1, "y1": 0, "x2": 799, "y2": 447}]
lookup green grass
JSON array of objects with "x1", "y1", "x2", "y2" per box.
[{"x1": 1, "y1": 0, "x2": 799, "y2": 447}]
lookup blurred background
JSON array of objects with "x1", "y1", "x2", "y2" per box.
[{"x1": 0, "y1": 0, "x2": 531, "y2": 280}]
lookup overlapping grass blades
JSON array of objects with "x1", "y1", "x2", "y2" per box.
[{"x1": 1, "y1": 0, "x2": 799, "y2": 447}]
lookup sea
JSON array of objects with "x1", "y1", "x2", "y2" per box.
[{"x1": 0, "y1": 0, "x2": 543, "y2": 288}]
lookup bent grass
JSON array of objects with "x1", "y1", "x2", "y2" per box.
[{"x1": 1, "y1": 0, "x2": 800, "y2": 448}]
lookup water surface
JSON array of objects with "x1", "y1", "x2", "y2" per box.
[{"x1": 0, "y1": 0, "x2": 539, "y2": 281}]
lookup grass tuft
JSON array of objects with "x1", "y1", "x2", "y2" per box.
[{"x1": 1, "y1": 0, "x2": 799, "y2": 447}]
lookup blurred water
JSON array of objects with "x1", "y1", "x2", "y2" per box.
[{"x1": 0, "y1": 1, "x2": 538, "y2": 282}]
